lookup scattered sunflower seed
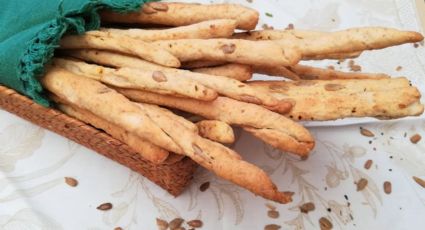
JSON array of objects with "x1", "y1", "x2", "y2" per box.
[
  {"x1": 319, "y1": 217, "x2": 333, "y2": 230},
  {"x1": 156, "y1": 218, "x2": 168, "y2": 230},
  {"x1": 96, "y1": 202, "x2": 112, "y2": 211},
  {"x1": 169, "y1": 218, "x2": 184, "y2": 229},
  {"x1": 364, "y1": 160, "x2": 373, "y2": 170},
  {"x1": 356, "y1": 178, "x2": 368, "y2": 191},
  {"x1": 199, "y1": 182, "x2": 210, "y2": 192},
  {"x1": 267, "y1": 210, "x2": 280, "y2": 219},
  {"x1": 187, "y1": 219, "x2": 203, "y2": 228},
  {"x1": 265, "y1": 12, "x2": 273, "y2": 17},
  {"x1": 413, "y1": 176, "x2": 425, "y2": 188},
  {"x1": 264, "y1": 224, "x2": 281, "y2": 230},
  {"x1": 410, "y1": 134, "x2": 421, "y2": 144},
  {"x1": 299, "y1": 202, "x2": 315, "y2": 213},
  {"x1": 360, "y1": 128, "x2": 374, "y2": 137},
  {"x1": 396, "y1": 66, "x2": 403, "y2": 71},
  {"x1": 64, "y1": 177, "x2": 78, "y2": 187},
  {"x1": 383, "y1": 181, "x2": 392, "y2": 194}
]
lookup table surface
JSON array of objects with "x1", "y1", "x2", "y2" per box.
[{"x1": 1, "y1": 0, "x2": 425, "y2": 229}]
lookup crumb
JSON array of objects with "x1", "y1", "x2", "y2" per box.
[
  {"x1": 327, "y1": 65, "x2": 335, "y2": 70},
  {"x1": 262, "y1": 24, "x2": 274, "y2": 30},
  {"x1": 285, "y1": 23, "x2": 294, "y2": 30},
  {"x1": 396, "y1": 66, "x2": 403, "y2": 71},
  {"x1": 414, "y1": 43, "x2": 419, "y2": 48}
]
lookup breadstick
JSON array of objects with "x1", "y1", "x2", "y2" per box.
[
  {"x1": 118, "y1": 89, "x2": 315, "y2": 156},
  {"x1": 136, "y1": 103, "x2": 293, "y2": 204},
  {"x1": 192, "y1": 64, "x2": 253, "y2": 81},
  {"x1": 59, "y1": 34, "x2": 180, "y2": 67},
  {"x1": 57, "y1": 103, "x2": 169, "y2": 164},
  {"x1": 196, "y1": 120, "x2": 235, "y2": 144},
  {"x1": 52, "y1": 58, "x2": 217, "y2": 101},
  {"x1": 277, "y1": 27, "x2": 424, "y2": 56},
  {"x1": 65, "y1": 50, "x2": 281, "y2": 107},
  {"x1": 91, "y1": 19, "x2": 237, "y2": 41},
  {"x1": 101, "y1": 2, "x2": 259, "y2": 30},
  {"x1": 247, "y1": 79, "x2": 424, "y2": 120},
  {"x1": 233, "y1": 29, "x2": 362, "y2": 60},
  {"x1": 288, "y1": 64, "x2": 390, "y2": 80},
  {"x1": 151, "y1": 39, "x2": 301, "y2": 66},
  {"x1": 41, "y1": 67, "x2": 182, "y2": 154}
]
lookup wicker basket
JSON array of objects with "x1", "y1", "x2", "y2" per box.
[{"x1": 0, "y1": 85, "x2": 198, "y2": 196}]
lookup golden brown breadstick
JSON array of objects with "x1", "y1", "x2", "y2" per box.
[
  {"x1": 288, "y1": 64, "x2": 390, "y2": 80},
  {"x1": 248, "y1": 79, "x2": 424, "y2": 120},
  {"x1": 91, "y1": 19, "x2": 237, "y2": 41},
  {"x1": 196, "y1": 120, "x2": 235, "y2": 144},
  {"x1": 136, "y1": 103, "x2": 293, "y2": 204},
  {"x1": 151, "y1": 39, "x2": 301, "y2": 67},
  {"x1": 52, "y1": 58, "x2": 217, "y2": 101},
  {"x1": 118, "y1": 89, "x2": 315, "y2": 156},
  {"x1": 41, "y1": 67, "x2": 182, "y2": 154},
  {"x1": 233, "y1": 29, "x2": 362, "y2": 60},
  {"x1": 65, "y1": 50, "x2": 281, "y2": 107},
  {"x1": 277, "y1": 27, "x2": 424, "y2": 56},
  {"x1": 59, "y1": 34, "x2": 180, "y2": 67},
  {"x1": 57, "y1": 103, "x2": 170, "y2": 164},
  {"x1": 101, "y1": 2, "x2": 259, "y2": 30},
  {"x1": 192, "y1": 64, "x2": 253, "y2": 81}
]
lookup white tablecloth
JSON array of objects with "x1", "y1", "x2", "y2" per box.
[{"x1": 1, "y1": 0, "x2": 425, "y2": 229}]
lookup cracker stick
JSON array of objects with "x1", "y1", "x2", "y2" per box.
[
  {"x1": 247, "y1": 79, "x2": 423, "y2": 120},
  {"x1": 101, "y1": 2, "x2": 259, "y2": 30},
  {"x1": 233, "y1": 29, "x2": 362, "y2": 60},
  {"x1": 52, "y1": 58, "x2": 217, "y2": 101},
  {"x1": 278, "y1": 27, "x2": 424, "y2": 56},
  {"x1": 196, "y1": 120, "x2": 235, "y2": 144},
  {"x1": 41, "y1": 67, "x2": 182, "y2": 154},
  {"x1": 118, "y1": 89, "x2": 315, "y2": 156},
  {"x1": 59, "y1": 34, "x2": 180, "y2": 67},
  {"x1": 91, "y1": 19, "x2": 237, "y2": 41},
  {"x1": 151, "y1": 39, "x2": 301, "y2": 66},
  {"x1": 66, "y1": 50, "x2": 281, "y2": 107},
  {"x1": 136, "y1": 103, "x2": 293, "y2": 204},
  {"x1": 287, "y1": 64, "x2": 390, "y2": 80},
  {"x1": 192, "y1": 64, "x2": 253, "y2": 81},
  {"x1": 57, "y1": 103, "x2": 169, "y2": 164}
]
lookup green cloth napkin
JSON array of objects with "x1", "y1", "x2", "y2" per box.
[{"x1": 0, "y1": 0, "x2": 151, "y2": 106}]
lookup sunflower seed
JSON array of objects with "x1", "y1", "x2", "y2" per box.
[
  {"x1": 356, "y1": 178, "x2": 368, "y2": 191},
  {"x1": 360, "y1": 128, "x2": 374, "y2": 137},
  {"x1": 187, "y1": 219, "x2": 203, "y2": 228},
  {"x1": 413, "y1": 176, "x2": 425, "y2": 188},
  {"x1": 264, "y1": 224, "x2": 281, "y2": 230},
  {"x1": 64, "y1": 177, "x2": 78, "y2": 187},
  {"x1": 142, "y1": 5, "x2": 157, "y2": 14},
  {"x1": 324, "y1": 84, "x2": 345, "y2": 91},
  {"x1": 199, "y1": 182, "x2": 210, "y2": 192},
  {"x1": 156, "y1": 218, "x2": 168, "y2": 230},
  {"x1": 267, "y1": 210, "x2": 280, "y2": 219},
  {"x1": 96, "y1": 202, "x2": 112, "y2": 211},
  {"x1": 410, "y1": 134, "x2": 421, "y2": 144},
  {"x1": 299, "y1": 202, "x2": 315, "y2": 213},
  {"x1": 319, "y1": 217, "x2": 333, "y2": 230},
  {"x1": 364, "y1": 160, "x2": 373, "y2": 170},
  {"x1": 239, "y1": 95, "x2": 261, "y2": 104},
  {"x1": 383, "y1": 181, "x2": 392, "y2": 194},
  {"x1": 220, "y1": 44, "x2": 236, "y2": 54},
  {"x1": 149, "y1": 2, "x2": 169, "y2": 11},
  {"x1": 169, "y1": 218, "x2": 184, "y2": 229},
  {"x1": 152, "y1": 71, "x2": 168, "y2": 82}
]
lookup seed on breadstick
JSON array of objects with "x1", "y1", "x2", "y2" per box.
[
  {"x1": 59, "y1": 34, "x2": 180, "y2": 67},
  {"x1": 192, "y1": 64, "x2": 253, "y2": 81},
  {"x1": 41, "y1": 67, "x2": 182, "y2": 154},
  {"x1": 52, "y1": 58, "x2": 217, "y2": 101},
  {"x1": 196, "y1": 120, "x2": 235, "y2": 144},
  {"x1": 247, "y1": 79, "x2": 424, "y2": 121},
  {"x1": 90, "y1": 19, "x2": 237, "y2": 41},
  {"x1": 57, "y1": 103, "x2": 170, "y2": 164},
  {"x1": 151, "y1": 39, "x2": 301, "y2": 67},
  {"x1": 101, "y1": 2, "x2": 259, "y2": 30},
  {"x1": 117, "y1": 89, "x2": 315, "y2": 156},
  {"x1": 65, "y1": 50, "x2": 281, "y2": 107}
]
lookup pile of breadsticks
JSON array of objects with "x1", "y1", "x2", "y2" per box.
[{"x1": 40, "y1": 2, "x2": 424, "y2": 204}]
